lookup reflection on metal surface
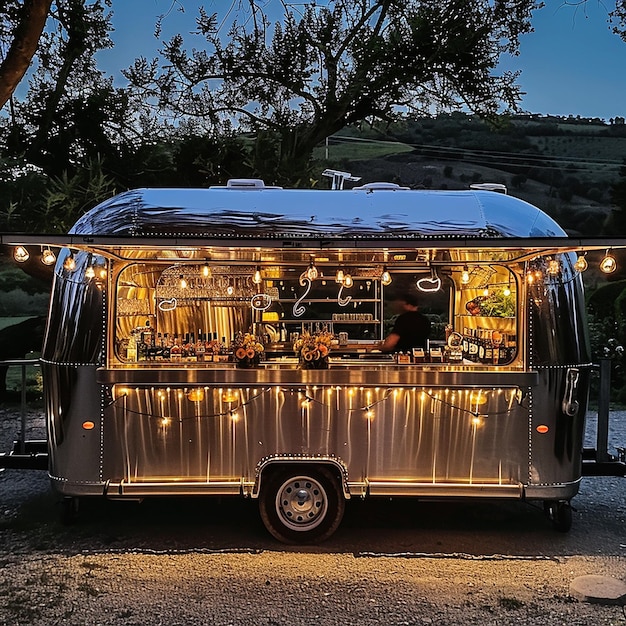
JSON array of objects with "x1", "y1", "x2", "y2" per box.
[{"x1": 103, "y1": 385, "x2": 528, "y2": 489}]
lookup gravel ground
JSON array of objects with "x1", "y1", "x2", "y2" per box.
[{"x1": 0, "y1": 406, "x2": 625, "y2": 626}]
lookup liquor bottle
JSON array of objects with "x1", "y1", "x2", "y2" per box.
[
  {"x1": 126, "y1": 330, "x2": 137, "y2": 362},
  {"x1": 196, "y1": 333, "x2": 206, "y2": 362},
  {"x1": 170, "y1": 335, "x2": 182, "y2": 362}
]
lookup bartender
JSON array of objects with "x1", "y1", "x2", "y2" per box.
[{"x1": 379, "y1": 292, "x2": 431, "y2": 353}]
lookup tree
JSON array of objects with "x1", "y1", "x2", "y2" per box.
[
  {"x1": 0, "y1": 0, "x2": 53, "y2": 110},
  {"x1": 125, "y1": 0, "x2": 539, "y2": 184}
]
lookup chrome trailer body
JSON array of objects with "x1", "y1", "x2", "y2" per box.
[{"x1": 12, "y1": 184, "x2": 599, "y2": 539}]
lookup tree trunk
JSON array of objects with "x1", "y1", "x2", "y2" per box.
[{"x1": 0, "y1": 0, "x2": 53, "y2": 110}]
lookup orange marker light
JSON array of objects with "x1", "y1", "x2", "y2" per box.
[
  {"x1": 536, "y1": 424, "x2": 549, "y2": 434},
  {"x1": 82, "y1": 421, "x2": 95, "y2": 430}
]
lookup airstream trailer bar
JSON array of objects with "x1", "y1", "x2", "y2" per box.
[{"x1": 1, "y1": 181, "x2": 624, "y2": 542}]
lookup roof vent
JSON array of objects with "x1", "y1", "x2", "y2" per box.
[
  {"x1": 470, "y1": 183, "x2": 507, "y2": 194},
  {"x1": 352, "y1": 182, "x2": 409, "y2": 191},
  {"x1": 209, "y1": 179, "x2": 282, "y2": 190}
]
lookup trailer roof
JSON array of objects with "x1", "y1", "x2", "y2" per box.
[{"x1": 66, "y1": 186, "x2": 567, "y2": 240}]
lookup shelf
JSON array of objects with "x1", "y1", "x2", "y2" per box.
[
  {"x1": 279, "y1": 319, "x2": 380, "y2": 324},
  {"x1": 275, "y1": 298, "x2": 379, "y2": 303}
]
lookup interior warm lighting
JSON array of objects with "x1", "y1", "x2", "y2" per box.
[
  {"x1": 381, "y1": 266, "x2": 392, "y2": 286},
  {"x1": 41, "y1": 248, "x2": 56, "y2": 266},
  {"x1": 306, "y1": 259, "x2": 319, "y2": 281},
  {"x1": 98, "y1": 268, "x2": 108, "y2": 280},
  {"x1": 574, "y1": 254, "x2": 588, "y2": 272},
  {"x1": 527, "y1": 273, "x2": 534, "y2": 284},
  {"x1": 343, "y1": 273, "x2": 354, "y2": 288},
  {"x1": 600, "y1": 250, "x2": 617, "y2": 274},
  {"x1": 63, "y1": 252, "x2": 76, "y2": 271},
  {"x1": 335, "y1": 268, "x2": 345, "y2": 283},
  {"x1": 13, "y1": 246, "x2": 29, "y2": 262},
  {"x1": 252, "y1": 265, "x2": 262, "y2": 284},
  {"x1": 461, "y1": 265, "x2": 470, "y2": 285},
  {"x1": 85, "y1": 265, "x2": 95, "y2": 279}
]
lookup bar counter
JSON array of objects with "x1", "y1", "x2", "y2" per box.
[{"x1": 97, "y1": 359, "x2": 538, "y2": 388}]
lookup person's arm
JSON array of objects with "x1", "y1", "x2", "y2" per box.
[{"x1": 379, "y1": 332, "x2": 400, "y2": 353}]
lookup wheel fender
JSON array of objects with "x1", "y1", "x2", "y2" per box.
[{"x1": 252, "y1": 454, "x2": 350, "y2": 500}]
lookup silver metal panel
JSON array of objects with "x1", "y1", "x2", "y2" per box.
[
  {"x1": 68, "y1": 188, "x2": 566, "y2": 240},
  {"x1": 99, "y1": 385, "x2": 531, "y2": 492}
]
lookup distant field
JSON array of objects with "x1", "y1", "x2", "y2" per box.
[
  {"x1": 0, "y1": 316, "x2": 38, "y2": 332},
  {"x1": 314, "y1": 137, "x2": 413, "y2": 161}
]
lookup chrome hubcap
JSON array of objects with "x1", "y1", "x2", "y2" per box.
[{"x1": 275, "y1": 476, "x2": 327, "y2": 531}]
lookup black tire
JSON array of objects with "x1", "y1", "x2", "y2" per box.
[
  {"x1": 258, "y1": 466, "x2": 345, "y2": 544},
  {"x1": 544, "y1": 500, "x2": 573, "y2": 533}
]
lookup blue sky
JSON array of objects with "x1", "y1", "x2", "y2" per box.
[{"x1": 97, "y1": 0, "x2": 626, "y2": 120}]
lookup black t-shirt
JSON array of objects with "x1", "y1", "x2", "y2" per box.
[{"x1": 391, "y1": 310, "x2": 431, "y2": 352}]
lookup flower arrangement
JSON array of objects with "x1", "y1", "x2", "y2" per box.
[
  {"x1": 293, "y1": 330, "x2": 333, "y2": 369},
  {"x1": 233, "y1": 332, "x2": 264, "y2": 368}
]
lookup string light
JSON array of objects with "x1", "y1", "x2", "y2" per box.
[
  {"x1": 343, "y1": 273, "x2": 354, "y2": 288},
  {"x1": 574, "y1": 253, "x2": 588, "y2": 272},
  {"x1": 335, "y1": 268, "x2": 345, "y2": 283},
  {"x1": 547, "y1": 258, "x2": 560, "y2": 276},
  {"x1": 13, "y1": 246, "x2": 29, "y2": 262},
  {"x1": 306, "y1": 258, "x2": 318, "y2": 281},
  {"x1": 179, "y1": 275, "x2": 188, "y2": 289},
  {"x1": 85, "y1": 264, "x2": 96, "y2": 279},
  {"x1": 63, "y1": 252, "x2": 76, "y2": 271},
  {"x1": 600, "y1": 250, "x2": 617, "y2": 274},
  {"x1": 202, "y1": 262, "x2": 211, "y2": 277},
  {"x1": 461, "y1": 265, "x2": 470, "y2": 285},
  {"x1": 252, "y1": 265, "x2": 262, "y2": 284},
  {"x1": 41, "y1": 247, "x2": 56, "y2": 266},
  {"x1": 381, "y1": 266, "x2": 392, "y2": 286}
]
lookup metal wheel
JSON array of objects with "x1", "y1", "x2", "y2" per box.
[
  {"x1": 544, "y1": 500, "x2": 573, "y2": 533},
  {"x1": 259, "y1": 466, "x2": 345, "y2": 544}
]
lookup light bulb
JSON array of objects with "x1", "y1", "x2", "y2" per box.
[
  {"x1": 14, "y1": 246, "x2": 29, "y2": 262},
  {"x1": 547, "y1": 258, "x2": 560, "y2": 276},
  {"x1": 381, "y1": 267, "x2": 392, "y2": 286},
  {"x1": 574, "y1": 254, "x2": 588, "y2": 272},
  {"x1": 306, "y1": 260, "x2": 318, "y2": 281},
  {"x1": 63, "y1": 253, "x2": 76, "y2": 271},
  {"x1": 482, "y1": 288, "x2": 489, "y2": 297},
  {"x1": 85, "y1": 265, "x2": 95, "y2": 279},
  {"x1": 461, "y1": 265, "x2": 470, "y2": 285},
  {"x1": 335, "y1": 268, "x2": 345, "y2": 283},
  {"x1": 179, "y1": 275, "x2": 188, "y2": 289},
  {"x1": 41, "y1": 248, "x2": 56, "y2": 266},
  {"x1": 600, "y1": 252, "x2": 617, "y2": 274},
  {"x1": 252, "y1": 265, "x2": 262, "y2": 284},
  {"x1": 343, "y1": 274, "x2": 354, "y2": 288},
  {"x1": 202, "y1": 263, "x2": 210, "y2": 277},
  {"x1": 503, "y1": 285, "x2": 511, "y2": 297}
]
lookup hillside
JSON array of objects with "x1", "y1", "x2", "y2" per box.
[{"x1": 319, "y1": 113, "x2": 626, "y2": 236}]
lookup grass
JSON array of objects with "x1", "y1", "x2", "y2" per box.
[{"x1": 313, "y1": 136, "x2": 414, "y2": 161}]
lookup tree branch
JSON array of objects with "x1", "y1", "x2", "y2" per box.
[{"x1": 0, "y1": 0, "x2": 53, "y2": 110}]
